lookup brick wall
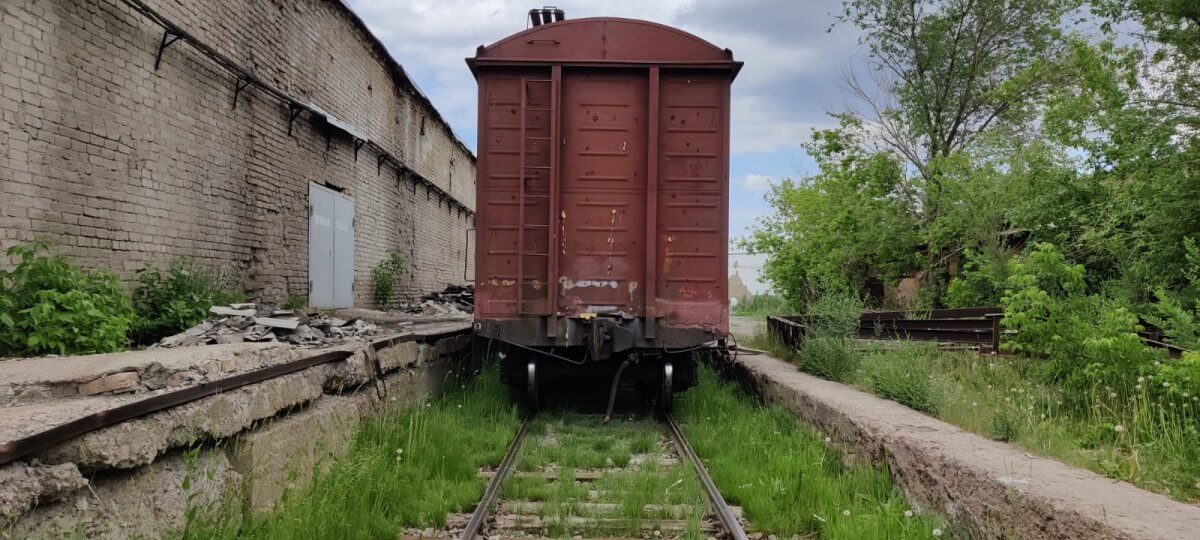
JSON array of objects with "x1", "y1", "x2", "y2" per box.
[{"x1": 0, "y1": 0, "x2": 476, "y2": 307}]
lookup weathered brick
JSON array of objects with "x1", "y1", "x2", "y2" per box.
[
  {"x1": 0, "y1": 0, "x2": 475, "y2": 307},
  {"x1": 77, "y1": 371, "x2": 139, "y2": 396}
]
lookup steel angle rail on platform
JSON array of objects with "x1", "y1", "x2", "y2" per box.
[{"x1": 0, "y1": 329, "x2": 468, "y2": 467}]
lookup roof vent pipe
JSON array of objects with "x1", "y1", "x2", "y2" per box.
[{"x1": 528, "y1": 7, "x2": 564, "y2": 27}]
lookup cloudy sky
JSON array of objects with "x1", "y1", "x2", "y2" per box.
[{"x1": 346, "y1": 0, "x2": 867, "y2": 291}]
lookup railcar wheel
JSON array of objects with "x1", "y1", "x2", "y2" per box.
[
  {"x1": 526, "y1": 359, "x2": 540, "y2": 410},
  {"x1": 658, "y1": 359, "x2": 674, "y2": 414}
]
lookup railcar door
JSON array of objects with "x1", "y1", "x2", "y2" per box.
[{"x1": 557, "y1": 69, "x2": 649, "y2": 317}]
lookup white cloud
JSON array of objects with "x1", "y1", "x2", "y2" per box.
[
  {"x1": 742, "y1": 173, "x2": 774, "y2": 190},
  {"x1": 346, "y1": 0, "x2": 854, "y2": 155}
]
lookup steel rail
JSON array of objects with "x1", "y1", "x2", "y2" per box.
[
  {"x1": 0, "y1": 328, "x2": 471, "y2": 467},
  {"x1": 459, "y1": 415, "x2": 533, "y2": 540},
  {"x1": 665, "y1": 412, "x2": 748, "y2": 540}
]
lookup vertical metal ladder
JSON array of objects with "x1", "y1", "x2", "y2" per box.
[{"x1": 517, "y1": 78, "x2": 553, "y2": 315}]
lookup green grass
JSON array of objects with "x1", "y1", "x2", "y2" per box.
[
  {"x1": 183, "y1": 368, "x2": 520, "y2": 539},
  {"x1": 677, "y1": 366, "x2": 948, "y2": 539},
  {"x1": 501, "y1": 413, "x2": 709, "y2": 538},
  {"x1": 731, "y1": 293, "x2": 791, "y2": 317},
  {"x1": 752, "y1": 332, "x2": 1200, "y2": 503}
]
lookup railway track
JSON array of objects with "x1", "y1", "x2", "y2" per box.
[{"x1": 432, "y1": 412, "x2": 749, "y2": 540}]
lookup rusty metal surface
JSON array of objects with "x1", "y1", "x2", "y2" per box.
[
  {"x1": 770, "y1": 309, "x2": 1190, "y2": 359},
  {"x1": 471, "y1": 17, "x2": 736, "y2": 344}
]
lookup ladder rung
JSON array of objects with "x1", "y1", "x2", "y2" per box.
[
  {"x1": 520, "y1": 224, "x2": 550, "y2": 228},
  {"x1": 522, "y1": 253, "x2": 550, "y2": 257},
  {"x1": 525, "y1": 108, "x2": 551, "y2": 111},
  {"x1": 524, "y1": 165, "x2": 551, "y2": 169},
  {"x1": 525, "y1": 137, "x2": 551, "y2": 141},
  {"x1": 524, "y1": 79, "x2": 552, "y2": 83}
]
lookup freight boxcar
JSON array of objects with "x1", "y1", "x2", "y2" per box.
[{"x1": 468, "y1": 9, "x2": 740, "y2": 410}]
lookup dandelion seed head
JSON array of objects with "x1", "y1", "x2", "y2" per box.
[
  {"x1": 933, "y1": 528, "x2": 943, "y2": 537},
  {"x1": 904, "y1": 510, "x2": 914, "y2": 518},
  {"x1": 1114, "y1": 425, "x2": 1125, "y2": 433},
  {"x1": 824, "y1": 436, "x2": 832, "y2": 443},
  {"x1": 842, "y1": 510, "x2": 851, "y2": 516},
  {"x1": 1138, "y1": 376, "x2": 1145, "y2": 383}
]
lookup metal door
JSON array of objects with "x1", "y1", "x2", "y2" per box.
[
  {"x1": 333, "y1": 193, "x2": 355, "y2": 307},
  {"x1": 558, "y1": 69, "x2": 648, "y2": 316},
  {"x1": 309, "y1": 183, "x2": 354, "y2": 308}
]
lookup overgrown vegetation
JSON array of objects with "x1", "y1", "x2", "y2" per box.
[
  {"x1": 0, "y1": 243, "x2": 134, "y2": 356},
  {"x1": 679, "y1": 366, "x2": 948, "y2": 538},
  {"x1": 372, "y1": 250, "x2": 406, "y2": 307},
  {"x1": 184, "y1": 367, "x2": 520, "y2": 538},
  {"x1": 131, "y1": 258, "x2": 244, "y2": 345},
  {"x1": 731, "y1": 293, "x2": 790, "y2": 316},
  {"x1": 757, "y1": 326, "x2": 1200, "y2": 501},
  {"x1": 743, "y1": 0, "x2": 1200, "y2": 355}
]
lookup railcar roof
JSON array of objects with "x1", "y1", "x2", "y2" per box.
[{"x1": 467, "y1": 17, "x2": 741, "y2": 78}]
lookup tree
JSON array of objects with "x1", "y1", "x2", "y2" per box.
[{"x1": 838, "y1": 0, "x2": 1080, "y2": 219}]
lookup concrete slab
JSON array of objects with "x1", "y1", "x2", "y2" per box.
[
  {"x1": 0, "y1": 461, "x2": 86, "y2": 520},
  {"x1": 11, "y1": 449, "x2": 239, "y2": 539},
  {"x1": 0, "y1": 342, "x2": 293, "y2": 406},
  {"x1": 228, "y1": 395, "x2": 360, "y2": 512},
  {"x1": 733, "y1": 352, "x2": 1200, "y2": 539}
]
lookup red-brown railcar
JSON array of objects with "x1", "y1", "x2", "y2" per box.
[{"x1": 468, "y1": 10, "x2": 740, "y2": 409}]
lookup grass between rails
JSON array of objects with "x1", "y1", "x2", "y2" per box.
[
  {"x1": 677, "y1": 366, "x2": 948, "y2": 539},
  {"x1": 183, "y1": 368, "x2": 520, "y2": 539},
  {"x1": 184, "y1": 360, "x2": 946, "y2": 539},
  {"x1": 752, "y1": 334, "x2": 1200, "y2": 503},
  {"x1": 501, "y1": 413, "x2": 709, "y2": 538}
]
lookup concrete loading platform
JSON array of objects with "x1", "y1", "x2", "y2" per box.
[
  {"x1": 0, "y1": 313, "x2": 474, "y2": 538},
  {"x1": 726, "y1": 351, "x2": 1200, "y2": 540}
]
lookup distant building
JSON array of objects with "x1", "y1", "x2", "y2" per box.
[{"x1": 728, "y1": 271, "x2": 752, "y2": 304}]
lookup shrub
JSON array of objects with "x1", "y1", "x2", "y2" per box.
[
  {"x1": 1002, "y1": 243, "x2": 1163, "y2": 390},
  {"x1": 943, "y1": 248, "x2": 1011, "y2": 308},
  {"x1": 280, "y1": 293, "x2": 307, "y2": 311},
  {"x1": 731, "y1": 293, "x2": 790, "y2": 316},
  {"x1": 796, "y1": 337, "x2": 860, "y2": 382},
  {"x1": 372, "y1": 250, "x2": 406, "y2": 307},
  {"x1": 990, "y1": 405, "x2": 1022, "y2": 442},
  {"x1": 131, "y1": 258, "x2": 244, "y2": 345},
  {"x1": 0, "y1": 243, "x2": 134, "y2": 356},
  {"x1": 863, "y1": 345, "x2": 943, "y2": 414}
]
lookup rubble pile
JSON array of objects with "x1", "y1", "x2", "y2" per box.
[
  {"x1": 400, "y1": 284, "x2": 474, "y2": 317},
  {"x1": 156, "y1": 303, "x2": 379, "y2": 348}
]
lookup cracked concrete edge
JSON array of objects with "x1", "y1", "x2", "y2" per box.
[
  {"x1": 731, "y1": 353, "x2": 1200, "y2": 540},
  {"x1": 0, "y1": 462, "x2": 87, "y2": 521},
  {"x1": 8, "y1": 448, "x2": 240, "y2": 539},
  {"x1": 0, "y1": 332, "x2": 470, "y2": 527}
]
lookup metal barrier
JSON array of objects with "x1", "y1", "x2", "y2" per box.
[{"x1": 768, "y1": 307, "x2": 1188, "y2": 359}]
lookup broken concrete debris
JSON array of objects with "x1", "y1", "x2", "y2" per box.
[
  {"x1": 399, "y1": 284, "x2": 474, "y2": 316},
  {"x1": 157, "y1": 304, "x2": 378, "y2": 348}
]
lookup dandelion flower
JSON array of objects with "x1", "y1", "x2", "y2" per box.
[
  {"x1": 904, "y1": 510, "x2": 914, "y2": 518},
  {"x1": 933, "y1": 529, "x2": 943, "y2": 537},
  {"x1": 842, "y1": 510, "x2": 851, "y2": 517},
  {"x1": 1114, "y1": 425, "x2": 1125, "y2": 433}
]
